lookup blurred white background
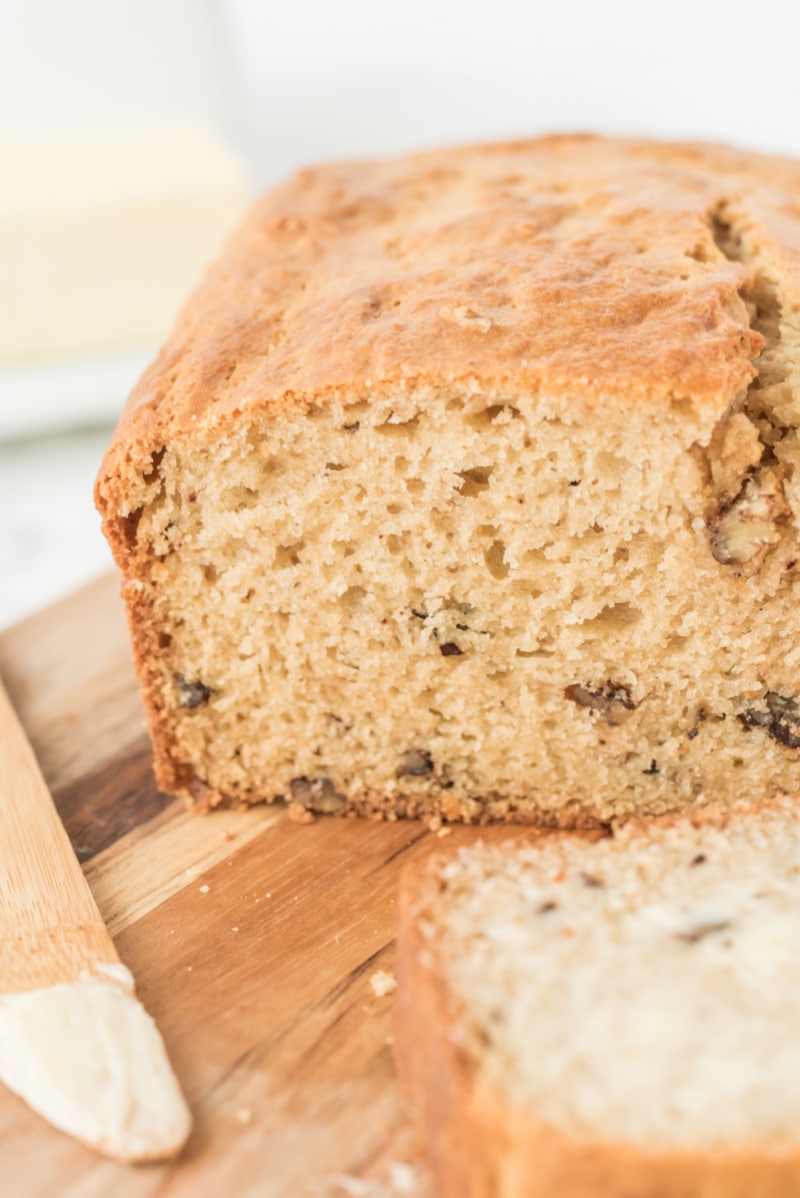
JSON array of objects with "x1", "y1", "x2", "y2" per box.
[
  {"x1": 227, "y1": 0, "x2": 800, "y2": 178},
  {"x1": 2, "y1": 0, "x2": 799, "y2": 628}
]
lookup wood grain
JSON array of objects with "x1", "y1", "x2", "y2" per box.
[
  {"x1": 0, "y1": 573, "x2": 528, "y2": 1196},
  {"x1": 0, "y1": 670, "x2": 117, "y2": 993}
]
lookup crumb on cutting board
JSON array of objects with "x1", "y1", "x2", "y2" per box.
[
  {"x1": 321, "y1": 1159, "x2": 429, "y2": 1196},
  {"x1": 369, "y1": 970, "x2": 397, "y2": 998},
  {"x1": 288, "y1": 801, "x2": 316, "y2": 825}
]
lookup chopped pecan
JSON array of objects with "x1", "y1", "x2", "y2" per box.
[
  {"x1": 677, "y1": 918, "x2": 731, "y2": 944},
  {"x1": 709, "y1": 466, "x2": 788, "y2": 566},
  {"x1": 565, "y1": 681, "x2": 635, "y2": 726},
  {"x1": 289, "y1": 776, "x2": 347, "y2": 813},
  {"x1": 398, "y1": 749, "x2": 434, "y2": 777},
  {"x1": 175, "y1": 675, "x2": 212, "y2": 709},
  {"x1": 738, "y1": 692, "x2": 800, "y2": 750}
]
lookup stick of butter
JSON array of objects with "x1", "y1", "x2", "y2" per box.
[{"x1": 1, "y1": 122, "x2": 248, "y2": 364}]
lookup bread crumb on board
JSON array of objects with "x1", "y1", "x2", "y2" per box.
[
  {"x1": 288, "y1": 801, "x2": 316, "y2": 825},
  {"x1": 369, "y1": 970, "x2": 397, "y2": 998},
  {"x1": 318, "y1": 1160, "x2": 429, "y2": 1196}
]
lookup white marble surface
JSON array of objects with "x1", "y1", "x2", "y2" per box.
[{"x1": 0, "y1": 427, "x2": 116, "y2": 630}]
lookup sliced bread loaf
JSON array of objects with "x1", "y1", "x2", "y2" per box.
[
  {"x1": 395, "y1": 802, "x2": 800, "y2": 1197},
  {"x1": 96, "y1": 135, "x2": 800, "y2": 825}
]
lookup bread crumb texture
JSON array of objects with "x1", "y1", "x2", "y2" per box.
[
  {"x1": 96, "y1": 134, "x2": 800, "y2": 825},
  {"x1": 395, "y1": 803, "x2": 800, "y2": 1196},
  {"x1": 420, "y1": 803, "x2": 800, "y2": 1148}
]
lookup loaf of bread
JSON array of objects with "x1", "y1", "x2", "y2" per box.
[
  {"x1": 96, "y1": 135, "x2": 800, "y2": 825},
  {"x1": 395, "y1": 802, "x2": 800, "y2": 1197}
]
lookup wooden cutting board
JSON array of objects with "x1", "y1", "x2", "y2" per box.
[{"x1": 0, "y1": 573, "x2": 518, "y2": 1197}]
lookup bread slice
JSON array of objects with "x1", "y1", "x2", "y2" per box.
[
  {"x1": 96, "y1": 135, "x2": 800, "y2": 825},
  {"x1": 394, "y1": 802, "x2": 800, "y2": 1197}
]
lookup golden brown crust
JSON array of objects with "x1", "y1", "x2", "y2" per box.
[
  {"x1": 96, "y1": 134, "x2": 800, "y2": 527},
  {"x1": 117, "y1": 580, "x2": 188, "y2": 800},
  {"x1": 394, "y1": 845, "x2": 800, "y2": 1198}
]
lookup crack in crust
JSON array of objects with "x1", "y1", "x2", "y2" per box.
[{"x1": 704, "y1": 202, "x2": 794, "y2": 571}]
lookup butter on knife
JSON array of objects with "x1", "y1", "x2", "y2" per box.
[{"x1": 0, "y1": 673, "x2": 191, "y2": 1160}]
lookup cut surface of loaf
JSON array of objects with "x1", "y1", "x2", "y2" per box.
[
  {"x1": 395, "y1": 802, "x2": 800, "y2": 1197},
  {"x1": 96, "y1": 135, "x2": 800, "y2": 824}
]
